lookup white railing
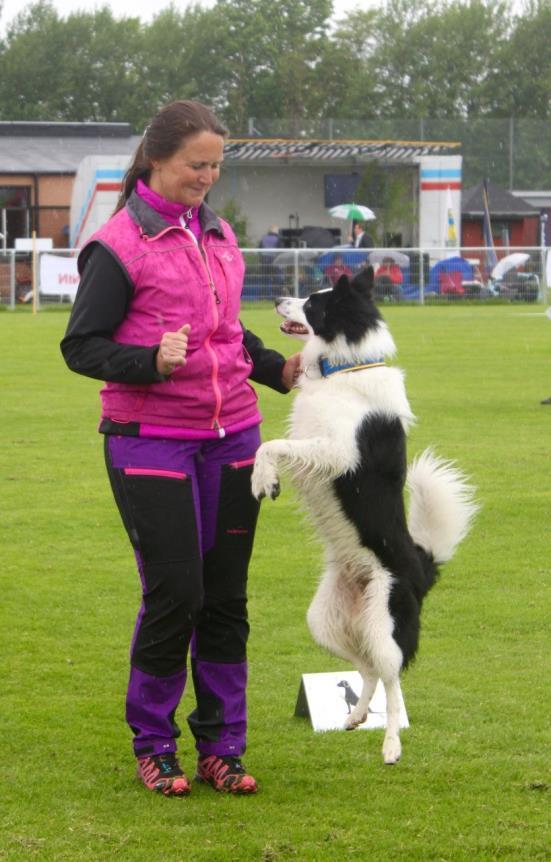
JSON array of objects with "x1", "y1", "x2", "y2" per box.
[
  {"x1": 240, "y1": 246, "x2": 548, "y2": 304},
  {"x1": 0, "y1": 246, "x2": 548, "y2": 308}
]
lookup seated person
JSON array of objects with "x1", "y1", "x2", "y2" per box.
[
  {"x1": 373, "y1": 257, "x2": 403, "y2": 300},
  {"x1": 324, "y1": 254, "x2": 353, "y2": 286},
  {"x1": 461, "y1": 262, "x2": 484, "y2": 298},
  {"x1": 501, "y1": 266, "x2": 539, "y2": 301},
  {"x1": 438, "y1": 269, "x2": 464, "y2": 297}
]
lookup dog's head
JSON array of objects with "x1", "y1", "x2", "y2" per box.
[{"x1": 275, "y1": 266, "x2": 382, "y2": 346}]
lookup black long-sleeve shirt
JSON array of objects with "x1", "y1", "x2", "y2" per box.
[{"x1": 60, "y1": 242, "x2": 288, "y2": 393}]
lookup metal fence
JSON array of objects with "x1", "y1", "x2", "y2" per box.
[
  {"x1": 241, "y1": 246, "x2": 548, "y2": 304},
  {"x1": 0, "y1": 246, "x2": 548, "y2": 309},
  {"x1": 241, "y1": 118, "x2": 551, "y2": 190}
]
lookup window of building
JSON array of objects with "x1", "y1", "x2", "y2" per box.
[{"x1": 0, "y1": 186, "x2": 31, "y2": 248}]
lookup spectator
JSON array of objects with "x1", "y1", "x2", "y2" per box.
[
  {"x1": 324, "y1": 254, "x2": 353, "y2": 286},
  {"x1": 258, "y1": 224, "x2": 283, "y2": 261},
  {"x1": 373, "y1": 256, "x2": 403, "y2": 301},
  {"x1": 352, "y1": 222, "x2": 374, "y2": 249}
]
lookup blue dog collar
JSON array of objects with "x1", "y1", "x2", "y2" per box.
[{"x1": 318, "y1": 357, "x2": 385, "y2": 377}]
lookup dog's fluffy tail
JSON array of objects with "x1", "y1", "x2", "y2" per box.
[{"x1": 407, "y1": 449, "x2": 478, "y2": 564}]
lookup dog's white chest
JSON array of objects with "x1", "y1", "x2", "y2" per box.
[{"x1": 289, "y1": 367, "x2": 414, "y2": 442}]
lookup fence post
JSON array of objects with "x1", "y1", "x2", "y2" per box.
[
  {"x1": 540, "y1": 214, "x2": 548, "y2": 302},
  {"x1": 293, "y1": 249, "x2": 299, "y2": 297},
  {"x1": 9, "y1": 249, "x2": 16, "y2": 309},
  {"x1": 31, "y1": 232, "x2": 39, "y2": 314},
  {"x1": 419, "y1": 249, "x2": 425, "y2": 305}
]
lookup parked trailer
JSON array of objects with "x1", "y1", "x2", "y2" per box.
[{"x1": 70, "y1": 154, "x2": 129, "y2": 249}]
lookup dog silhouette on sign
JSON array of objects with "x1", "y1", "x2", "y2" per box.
[{"x1": 337, "y1": 679, "x2": 359, "y2": 714}]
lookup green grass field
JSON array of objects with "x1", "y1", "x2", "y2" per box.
[{"x1": 1, "y1": 303, "x2": 550, "y2": 861}]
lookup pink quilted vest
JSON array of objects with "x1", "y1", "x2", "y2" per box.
[{"x1": 82, "y1": 193, "x2": 261, "y2": 437}]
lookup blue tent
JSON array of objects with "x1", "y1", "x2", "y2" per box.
[{"x1": 428, "y1": 256, "x2": 474, "y2": 294}]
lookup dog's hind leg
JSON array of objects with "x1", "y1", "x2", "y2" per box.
[
  {"x1": 381, "y1": 676, "x2": 403, "y2": 765},
  {"x1": 344, "y1": 669, "x2": 378, "y2": 730}
]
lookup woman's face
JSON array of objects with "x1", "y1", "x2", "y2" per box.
[{"x1": 149, "y1": 130, "x2": 224, "y2": 207}]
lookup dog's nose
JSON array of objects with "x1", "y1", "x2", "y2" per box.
[{"x1": 274, "y1": 296, "x2": 287, "y2": 306}]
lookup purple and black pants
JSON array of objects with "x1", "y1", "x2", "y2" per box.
[{"x1": 104, "y1": 425, "x2": 261, "y2": 759}]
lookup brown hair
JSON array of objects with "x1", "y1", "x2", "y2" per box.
[{"x1": 114, "y1": 100, "x2": 228, "y2": 213}]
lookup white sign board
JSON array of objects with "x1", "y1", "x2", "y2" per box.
[
  {"x1": 39, "y1": 254, "x2": 79, "y2": 300},
  {"x1": 295, "y1": 671, "x2": 409, "y2": 732},
  {"x1": 15, "y1": 237, "x2": 53, "y2": 251}
]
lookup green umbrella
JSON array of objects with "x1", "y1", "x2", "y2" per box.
[{"x1": 329, "y1": 203, "x2": 376, "y2": 221}]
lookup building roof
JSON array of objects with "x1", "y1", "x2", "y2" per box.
[
  {"x1": 462, "y1": 180, "x2": 539, "y2": 218},
  {"x1": 0, "y1": 122, "x2": 141, "y2": 174},
  {"x1": 225, "y1": 138, "x2": 461, "y2": 164},
  {"x1": 0, "y1": 122, "x2": 461, "y2": 174}
]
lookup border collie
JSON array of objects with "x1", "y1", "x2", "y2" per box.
[{"x1": 251, "y1": 267, "x2": 477, "y2": 764}]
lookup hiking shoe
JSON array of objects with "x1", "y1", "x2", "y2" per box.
[
  {"x1": 195, "y1": 754, "x2": 258, "y2": 794},
  {"x1": 136, "y1": 753, "x2": 191, "y2": 796}
]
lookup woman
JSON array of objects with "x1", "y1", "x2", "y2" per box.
[{"x1": 61, "y1": 100, "x2": 300, "y2": 797}]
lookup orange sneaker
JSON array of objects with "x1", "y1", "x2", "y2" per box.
[
  {"x1": 195, "y1": 754, "x2": 258, "y2": 794},
  {"x1": 136, "y1": 753, "x2": 191, "y2": 796}
]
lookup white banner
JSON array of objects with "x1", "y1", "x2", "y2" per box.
[{"x1": 39, "y1": 254, "x2": 79, "y2": 299}]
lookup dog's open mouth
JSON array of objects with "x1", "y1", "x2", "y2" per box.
[{"x1": 280, "y1": 320, "x2": 309, "y2": 336}]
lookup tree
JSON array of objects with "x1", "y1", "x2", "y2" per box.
[
  {"x1": 192, "y1": 0, "x2": 335, "y2": 133},
  {"x1": 325, "y1": 9, "x2": 381, "y2": 123},
  {"x1": 362, "y1": 0, "x2": 511, "y2": 118},
  {"x1": 0, "y1": 1, "x2": 66, "y2": 120},
  {"x1": 136, "y1": 4, "x2": 221, "y2": 128},
  {"x1": 0, "y1": 2, "x2": 144, "y2": 123},
  {"x1": 58, "y1": 7, "x2": 144, "y2": 124},
  {"x1": 489, "y1": 0, "x2": 551, "y2": 117}
]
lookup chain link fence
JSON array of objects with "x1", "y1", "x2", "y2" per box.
[
  {"x1": 242, "y1": 118, "x2": 551, "y2": 190},
  {"x1": 0, "y1": 246, "x2": 548, "y2": 310},
  {"x1": 241, "y1": 246, "x2": 547, "y2": 303},
  {"x1": 0, "y1": 249, "x2": 77, "y2": 309}
]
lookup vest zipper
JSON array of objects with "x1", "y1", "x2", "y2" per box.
[
  {"x1": 148, "y1": 222, "x2": 224, "y2": 429},
  {"x1": 196, "y1": 236, "x2": 223, "y2": 429}
]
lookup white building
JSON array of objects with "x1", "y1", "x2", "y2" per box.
[{"x1": 70, "y1": 138, "x2": 462, "y2": 250}]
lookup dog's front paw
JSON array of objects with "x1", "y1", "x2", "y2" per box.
[
  {"x1": 344, "y1": 708, "x2": 368, "y2": 731},
  {"x1": 382, "y1": 734, "x2": 401, "y2": 765},
  {"x1": 251, "y1": 450, "x2": 280, "y2": 501}
]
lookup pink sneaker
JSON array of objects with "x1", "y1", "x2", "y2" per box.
[
  {"x1": 136, "y1": 753, "x2": 191, "y2": 796},
  {"x1": 195, "y1": 754, "x2": 258, "y2": 794}
]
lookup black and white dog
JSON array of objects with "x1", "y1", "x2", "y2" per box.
[{"x1": 251, "y1": 267, "x2": 477, "y2": 764}]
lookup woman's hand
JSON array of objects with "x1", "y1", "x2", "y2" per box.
[
  {"x1": 156, "y1": 324, "x2": 191, "y2": 375},
  {"x1": 281, "y1": 352, "x2": 302, "y2": 390}
]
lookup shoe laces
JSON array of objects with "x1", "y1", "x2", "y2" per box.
[
  {"x1": 200, "y1": 754, "x2": 245, "y2": 779},
  {"x1": 140, "y1": 753, "x2": 182, "y2": 779},
  {"x1": 221, "y1": 756, "x2": 245, "y2": 773}
]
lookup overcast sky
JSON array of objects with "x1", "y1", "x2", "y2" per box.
[{"x1": 0, "y1": 0, "x2": 373, "y2": 33}]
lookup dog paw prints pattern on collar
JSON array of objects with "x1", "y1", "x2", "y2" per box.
[{"x1": 318, "y1": 357, "x2": 386, "y2": 377}]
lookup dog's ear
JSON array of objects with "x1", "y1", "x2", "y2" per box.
[
  {"x1": 333, "y1": 273, "x2": 351, "y2": 293},
  {"x1": 351, "y1": 265, "x2": 375, "y2": 293}
]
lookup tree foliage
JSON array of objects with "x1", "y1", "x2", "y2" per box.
[{"x1": 1, "y1": 0, "x2": 551, "y2": 182}]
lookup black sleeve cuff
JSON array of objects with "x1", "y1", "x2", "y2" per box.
[{"x1": 242, "y1": 326, "x2": 289, "y2": 393}]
